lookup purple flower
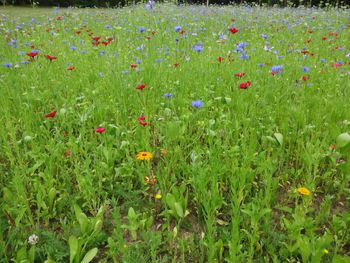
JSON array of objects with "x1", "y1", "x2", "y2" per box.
[
  {"x1": 3, "y1": 63, "x2": 13, "y2": 67},
  {"x1": 192, "y1": 44, "x2": 203, "y2": 52},
  {"x1": 138, "y1": 27, "x2": 146, "y2": 33},
  {"x1": 174, "y1": 26, "x2": 182, "y2": 32},
  {"x1": 303, "y1": 66, "x2": 309, "y2": 72},
  {"x1": 192, "y1": 100, "x2": 204, "y2": 108},
  {"x1": 164, "y1": 93, "x2": 173, "y2": 97},
  {"x1": 240, "y1": 53, "x2": 250, "y2": 60},
  {"x1": 261, "y1": 33, "x2": 268, "y2": 39},
  {"x1": 271, "y1": 65, "x2": 283, "y2": 73}
]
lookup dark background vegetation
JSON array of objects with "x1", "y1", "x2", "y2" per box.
[{"x1": 0, "y1": 0, "x2": 349, "y2": 11}]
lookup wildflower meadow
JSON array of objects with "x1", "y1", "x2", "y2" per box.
[{"x1": 0, "y1": 3, "x2": 350, "y2": 262}]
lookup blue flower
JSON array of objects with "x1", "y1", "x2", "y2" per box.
[
  {"x1": 237, "y1": 42, "x2": 248, "y2": 49},
  {"x1": 261, "y1": 33, "x2": 268, "y2": 39},
  {"x1": 303, "y1": 66, "x2": 309, "y2": 72},
  {"x1": 271, "y1": 65, "x2": 283, "y2": 73},
  {"x1": 257, "y1": 63, "x2": 265, "y2": 67},
  {"x1": 192, "y1": 100, "x2": 204, "y2": 108},
  {"x1": 105, "y1": 25, "x2": 112, "y2": 29},
  {"x1": 3, "y1": 63, "x2": 13, "y2": 67},
  {"x1": 174, "y1": 26, "x2": 182, "y2": 32},
  {"x1": 138, "y1": 27, "x2": 146, "y2": 33},
  {"x1": 240, "y1": 53, "x2": 249, "y2": 60},
  {"x1": 164, "y1": 93, "x2": 173, "y2": 97},
  {"x1": 192, "y1": 44, "x2": 203, "y2": 52},
  {"x1": 320, "y1": 58, "x2": 326, "y2": 63},
  {"x1": 70, "y1": 46, "x2": 77, "y2": 51}
]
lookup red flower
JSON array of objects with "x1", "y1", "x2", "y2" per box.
[
  {"x1": 322, "y1": 36, "x2": 327, "y2": 40},
  {"x1": 146, "y1": 36, "x2": 152, "y2": 40},
  {"x1": 300, "y1": 76, "x2": 308, "y2": 81},
  {"x1": 136, "y1": 84, "x2": 146, "y2": 90},
  {"x1": 44, "y1": 55, "x2": 57, "y2": 61},
  {"x1": 139, "y1": 121, "x2": 148, "y2": 126},
  {"x1": 92, "y1": 36, "x2": 101, "y2": 41},
  {"x1": 173, "y1": 62, "x2": 180, "y2": 68},
  {"x1": 101, "y1": 41, "x2": 109, "y2": 46},
  {"x1": 151, "y1": 31, "x2": 157, "y2": 35},
  {"x1": 239, "y1": 81, "x2": 252, "y2": 89},
  {"x1": 95, "y1": 127, "x2": 106, "y2": 133},
  {"x1": 217, "y1": 57, "x2": 224, "y2": 62},
  {"x1": 332, "y1": 63, "x2": 342, "y2": 68},
  {"x1": 92, "y1": 41, "x2": 101, "y2": 46},
  {"x1": 45, "y1": 111, "x2": 57, "y2": 118},
  {"x1": 27, "y1": 51, "x2": 39, "y2": 58},
  {"x1": 107, "y1": 37, "x2": 113, "y2": 42},
  {"x1": 329, "y1": 145, "x2": 337, "y2": 150},
  {"x1": 229, "y1": 27, "x2": 239, "y2": 34},
  {"x1": 57, "y1": 16, "x2": 62, "y2": 20},
  {"x1": 131, "y1": 64, "x2": 137, "y2": 69},
  {"x1": 67, "y1": 66, "x2": 76, "y2": 71},
  {"x1": 138, "y1": 115, "x2": 146, "y2": 121},
  {"x1": 75, "y1": 31, "x2": 81, "y2": 35},
  {"x1": 234, "y1": 72, "x2": 245, "y2": 78}
]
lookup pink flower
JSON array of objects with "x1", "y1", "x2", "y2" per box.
[{"x1": 95, "y1": 127, "x2": 106, "y2": 133}]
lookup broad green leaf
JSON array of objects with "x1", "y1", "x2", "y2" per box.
[
  {"x1": 336, "y1": 133, "x2": 350, "y2": 148},
  {"x1": 69, "y1": 235, "x2": 78, "y2": 263},
  {"x1": 174, "y1": 202, "x2": 184, "y2": 218},
  {"x1": 274, "y1": 133, "x2": 283, "y2": 146},
  {"x1": 80, "y1": 248, "x2": 98, "y2": 263}
]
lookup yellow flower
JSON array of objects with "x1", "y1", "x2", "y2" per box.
[
  {"x1": 155, "y1": 194, "x2": 162, "y2": 199},
  {"x1": 297, "y1": 187, "x2": 311, "y2": 196},
  {"x1": 136, "y1": 151, "x2": 153, "y2": 161}
]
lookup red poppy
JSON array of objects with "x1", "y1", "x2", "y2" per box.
[
  {"x1": 107, "y1": 37, "x2": 113, "y2": 42},
  {"x1": 217, "y1": 57, "x2": 224, "y2": 62},
  {"x1": 67, "y1": 66, "x2": 76, "y2": 71},
  {"x1": 27, "y1": 51, "x2": 39, "y2": 58},
  {"x1": 139, "y1": 121, "x2": 148, "y2": 127},
  {"x1": 322, "y1": 36, "x2": 327, "y2": 40},
  {"x1": 131, "y1": 64, "x2": 137, "y2": 69},
  {"x1": 92, "y1": 41, "x2": 101, "y2": 46},
  {"x1": 270, "y1": 71, "x2": 278, "y2": 76},
  {"x1": 239, "y1": 81, "x2": 252, "y2": 89},
  {"x1": 229, "y1": 27, "x2": 239, "y2": 34},
  {"x1": 44, "y1": 55, "x2": 57, "y2": 61},
  {"x1": 138, "y1": 115, "x2": 146, "y2": 121},
  {"x1": 57, "y1": 16, "x2": 62, "y2": 20},
  {"x1": 45, "y1": 111, "x2": 57, "y2": 118},
  {"x1": 92, "y1": 36, "x2": 101, "y2": 41},
  {"x1": 300, "y1": 76, "x2": 308, "y2": 81},
  {"x1": 234, "y1": 72, "x2": 245, "y2": 78},
  {"x1": 332, "y1": 63, "x2": 342, "y2": 68},
  {"x1": 136, "y1": 84, "x2": 146, "y2": 90},
  {"x1": 101, "y1": 41, "x2": 109, "y2": 46},
  {"x1": 95, "y1": 127, "x2": 106, "y2": 133}
]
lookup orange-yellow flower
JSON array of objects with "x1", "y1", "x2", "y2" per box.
[
  {"x1": 297, "y1": 187, "x2": 311, "y2": 196},
  {"x1": 136, "y1": 151, "x2": 153, "y2": 161}
]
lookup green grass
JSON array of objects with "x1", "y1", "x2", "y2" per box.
[{"x1": 0, "y1": 4, "x2": 350, "y2": 262}]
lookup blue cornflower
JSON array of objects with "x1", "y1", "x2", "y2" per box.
[
  {"x1": 271, "y1": 65, "x2": 283, "y2": 73},
  {"x1": 164, "y1": 93, "x2": 173, "y2": 98},
  {"x1": 192, "y1": 100, "x2": 204, "y2": 108},
  {"x1": 257, "y1": 63, "x2": 265, "y2": 67},
  {"x1": 234, "y1": 47, "x2": 244, "y2": 53},
  {"x1": 70, "y1": 46, "x2": 77, "y2": 51},
  {"x1": 15, "y1": 25, "x2": 22, "y2": 30},
  {"x1": 240, "y1": 53, "x2": 250, "y2": 60},
  {"x1": 99, "y1": 51, "x2": 105, "y2": 56},
  {"x1": 105, "y1": 25, "x2": 112, "y2": 29},
  {"x1": 261, "y1": 33, "x2": 268, "y2": 39},
  {"x1": 21, "y1": 61, "x2": 29, "y2": 65},
  {"x1": 174, "y1": 25, "x2": 182, "y2": 32},
  {"x1": 3, "y1": 63, "x2": 13, "y2": 67},
  {"x1": 237, "y1": 42, "x2": 248, "y2": 49},
  {"x1": 138, "y1": 27, "x2": 146, "y2": 33},
  {"x1": 192, "y1": 44, "x2": 203, "y2": 52},
  {"x1": 320, "y1": 58, "x2": 326, "y2": 63},
  {"x1": 303, "y1": 66, "x2": 309, "y2": 72}
]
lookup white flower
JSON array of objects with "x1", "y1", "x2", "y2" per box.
[{"x1": 28, "y1": 234, "x2": 39, "y2": 245}]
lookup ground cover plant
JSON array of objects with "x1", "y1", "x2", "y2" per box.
[{"x1": 0, "y1": 3, "x2": 350, "y2": 262}]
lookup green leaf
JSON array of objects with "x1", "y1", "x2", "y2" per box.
[
  {"x1": 80, "y1": 248, "x2": 98, "y2": 263},
  {"x1": 274, "y1": 133, "x2": 283, "y2": 146},
  {"x1": 174, "y1": 202, "x2": 184, "y2": 218},
  {"x1": 69, "y1": 235, "x2": 78, "y2": 263},
  {"x1": 336, "y1": 133, "x2": 350, "y2": 148},
  {"x1": 165, "y1": 193, "x2": 176, "y2": 210}
]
